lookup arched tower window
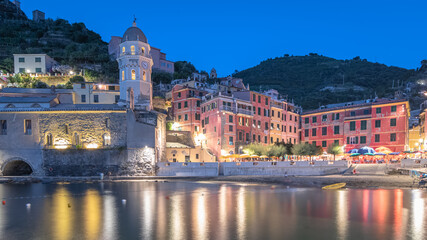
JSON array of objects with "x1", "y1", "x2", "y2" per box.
[
  {"x1": 46, "y1": 133, "x2": 53, "y2": 146},
  {"x1": 122, "y1": 71, "x2": 125, "y2": 81},
  {"x1": 131, "y1": 45, "x2": 135, "y2": 55},
  {"x1": 143, "y1": 71, "x2": 146, "y2": 81},
  {"x1": 141, "y1": 47, "x2": 145, "y2": 55},
  {"x1": 131, "y1": 69, "x2": 136, "y2": 80},
  {"x1": 103, "y1": 133, "x2": 111, "y2": 146},
  {"x1": 122, "y1": 47, "x2": 125, "y2": 53}
]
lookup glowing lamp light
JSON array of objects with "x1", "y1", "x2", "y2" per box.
[
  {"x1": 69, "y1": 71, "x2": 74, "y2": 75},
  {"x1": 26, "y1": 69, "x2": 30, "y2": 73},
  {"x1": 86, "y1": 143, "x2": 98, "y2": 149}
]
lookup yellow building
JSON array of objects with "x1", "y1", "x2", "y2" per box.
[{"x1": 409, "y1": 125, "x2": 421, "y2": 151}]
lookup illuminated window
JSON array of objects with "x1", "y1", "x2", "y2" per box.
[
  {"x1": 141, "y1": 47, "x2": 145, "y2": 55},
  {"x1": 103, "y1": 133, "x2": 111, "y2": 146},
  {"x1": 131, "y1": 69, "x2": 136, "y2": 80},
  {"x1": 143, "y1": 71, "x2": 146, "y2": 81},
  {"x1": 122, "y1": 47, "x2": 125, "y2": 53},
  {"x1": 122, "y1": 71, "x2": 125, "y2": 81},
  {"x1": 131, "y1": 45, "x2": 135, "y2": 55}
]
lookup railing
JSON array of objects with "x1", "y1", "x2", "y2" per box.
[
  {"x1": 271, "y1": 102, "x2": 283, "y2": 109},
  {"x1": 237, "y1": 108, "x2": 253, "y2": 116},
  {"x1": 219, "y1": 105, "x2": 236, "y2": 113}
]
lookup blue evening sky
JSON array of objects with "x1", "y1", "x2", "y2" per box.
[{"x1": 21, "y1": 0, "x2": 427, "y2": 76}]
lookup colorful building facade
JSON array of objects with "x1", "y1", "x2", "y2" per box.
[{"x1": 301, "y1": 99, "x2": 410, "y2": 152}]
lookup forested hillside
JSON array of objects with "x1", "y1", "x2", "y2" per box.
[
  {"x1": 0, "y1": 0, "x2": 117, "y2": 82},
  {"x1": 233, "y1": 54, "x2": 418, "y2": 110}
]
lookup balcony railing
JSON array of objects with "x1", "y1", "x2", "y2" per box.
[
  {"x1": 219, "y1": 105, "x2": 236, "y2": 113},
  {"x1": 237, "y1": 108, "x2": 253, "y2": 116}
]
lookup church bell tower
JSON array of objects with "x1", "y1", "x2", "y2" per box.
[{"x1": 117, "y1": 20, "x2": 153, "y2": 110}]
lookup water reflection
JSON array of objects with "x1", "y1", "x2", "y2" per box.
[
  {"x1": 0, "y1": 182, "x2": 426, "y2": 240},
  {"x1": 52, "y1": 187, "x2": 74, "y2": 240}
]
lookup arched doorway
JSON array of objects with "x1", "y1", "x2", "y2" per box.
[{"x1": 2, "y1": 160, "x2": 33, "y2": 176}]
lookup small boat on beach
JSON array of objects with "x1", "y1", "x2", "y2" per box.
[{"x1": 322, "y1": 182, "x2": 346, "y2": 190}]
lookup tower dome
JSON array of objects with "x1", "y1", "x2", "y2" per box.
[{"x1": 122, "y1": 22, "x2": 147, "y2": 43}]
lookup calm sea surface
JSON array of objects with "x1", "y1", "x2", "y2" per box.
[{"x1": 0, "y1": 181, "x2": 426, "y2": 240}]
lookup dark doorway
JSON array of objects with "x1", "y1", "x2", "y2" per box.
[{"x1": 2, "y1": 160, "x2": 33, "y2": 176}]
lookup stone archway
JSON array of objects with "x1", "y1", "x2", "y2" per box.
[{"x1": 2, "y1": 159, "x2": 33, "y2": 176}]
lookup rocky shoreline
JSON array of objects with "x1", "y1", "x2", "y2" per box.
[{"x1": 0, "y1": 174, "x2": 422, "y2": 189}]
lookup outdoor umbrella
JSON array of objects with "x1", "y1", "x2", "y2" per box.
[
  {"x1": 375, "y1": 153, "x2": 387, "y2": 156},
  {"x1": 358, "y1": 146, "x2": 376, "y2": 154},
  {"x1": 347, "y1": 148, "x2": 359, "y2": 154},
  {"x1": 364, "y1": 153, "x2": 375, "y2": 156},
  {"x1": 239, "y1": 154, "x2": 250, "y2": 158},
  {"x1": 350, "y1": 153, "x2": 361, "y2": 157},
  {"x1": 389, "y1": 152, "x2": 400, "y2": 155}
]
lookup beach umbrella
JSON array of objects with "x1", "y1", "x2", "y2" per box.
[
  {"x1": 220, "y1": 155, "x2": 231, "y2": 159},
  {"x1": 260, "y1": 155, "x2": 268, "y2": 158},
  {"x1": 358, "y1": 146, "x2": 376, "y2": 154},
  {"x1": 347, "y1": 148, "x2": 359, "y2": 154},
  {"x1": 239, "y1": 154, "x2": 250, "y2": 158},
  {"x1": 403, "y1": 151, "x2": 412, "y2": 154},
  {"x1": 389, "y1": 152, "x2": 400, "y2": 155},
  {"x1": 364, "y1": 153, "x2": 375, "y2": 156},
  {"x1": 375, "y1": 153, "x2": 386, "y2": 156},
  {"x1": 350, "y1": 153, "x2": 361, "y2": 157},
  {"x1": 250, "y1": 155, "x2": 259, "y2": 158}
]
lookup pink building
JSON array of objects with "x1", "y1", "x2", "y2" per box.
[{"x1": 200, "y1": 92, "x2": 253, "y2": 157}]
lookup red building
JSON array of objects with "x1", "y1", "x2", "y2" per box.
[
  {"x1": 301, "y1": 99, "x2": 410, "y2": 152},
  {"x1": 170, "y1": 85, "x2": 206, "y2": 136}
]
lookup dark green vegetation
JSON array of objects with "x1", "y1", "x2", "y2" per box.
[
  {"x1": 0, "y1": 0, "x2": 117, "y2": 82},
  {"x1": 233, "y1": 54, "x2": 426, "y2": 110}
]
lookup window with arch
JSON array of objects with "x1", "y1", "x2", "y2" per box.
[
  {"x1": 122, "y1": 47, "x2": 125, "y2": 53},
  {"x1": 143, "y1": 71, "x2": 146, "y2": 81},
  {"x1": 73, "y1": 133, "x2": 80, "y2": 146},
  {"x1": 131, "y1": 45, "x2": 135, "y2": 55},
  {"x1": 46, "y1": 133, "x2": 53, "y2": 146},
  {"x1": 122, "y1": 71, "x2": 125, "y2": 81},
  {"x1": 131, "y1": 69, "x2": 136, "y2": 80},
  {"x1": 141, "y1": 47, "x2": 145, "y2": 55},
  {"x1": 103, "y1": 133, "x2": 111, "y2": 146}
]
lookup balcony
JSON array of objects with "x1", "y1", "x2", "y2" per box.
[
  {"x1": 271, "y1": 102, "x2": 283, "y2": 109},
  {"x1": 237, "y1": 108, "x2": 253, "y2": 116},
  {"x1": 219, "y1": 105, "x2": 236, "y2": 113}
]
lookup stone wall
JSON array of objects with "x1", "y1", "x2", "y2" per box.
[
  {"x1": 220, "y1": 161, "x2": 349, "y2": 176},
  {"x1": 43, "y1": 148, "x2": 157, "y2": 176},
  {"x1": 156, "y1": 161, "x2": 349, "y2": 177},
  {"x1": 157, "y1": 162, "x2": 219, "y2": 176},
  {"x1": 39, "y1": 111, "x2": 127, "y2": 148}
]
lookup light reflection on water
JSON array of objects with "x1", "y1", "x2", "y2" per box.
[{"x1": 0, "y1": 181, "x2": 426, "y2": 240}]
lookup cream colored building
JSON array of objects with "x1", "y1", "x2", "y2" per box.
[
  {"x1": 13, "y1": 54, "x2": 57, "y2": 74},
  {"x1": 73, "y1": 83, "x2": 120, "y2": 104},
  {"x1": 166, "y1": 131, "x2": 216, "y2": 162}
]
